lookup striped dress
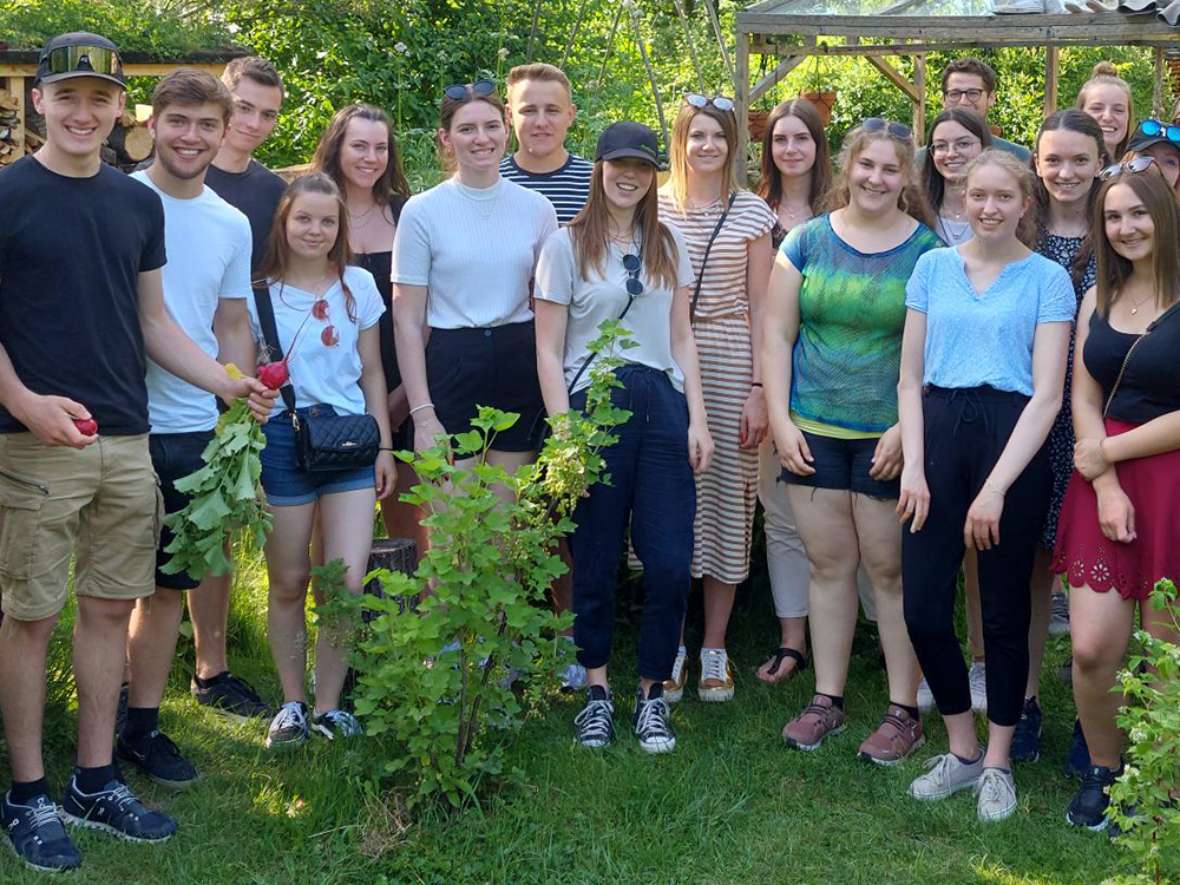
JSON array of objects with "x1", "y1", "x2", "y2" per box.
[{"x1": 659, "y1": 188, "x2": 777, "y2": 584}]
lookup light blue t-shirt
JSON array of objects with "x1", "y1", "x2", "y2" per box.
[{"x1": 905, "y1": 246, "x2": 1076, "y2": 396}]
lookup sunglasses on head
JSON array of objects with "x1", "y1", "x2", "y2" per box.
[
  {"x1": 863, "y1": 117, "x2": 913, "y2": 141},
  {"x1": 1099, "y1": 156, "x2": 1156, "y2": 180},
  {"x1": 685, "y1": 93, "x2": 735, "y2": 113},
  {"x1": 622, "y1": 252, "x2": 644, "y2": 297},
  {"x1": 39, "y1": 44, "x2": 124, "y2": 81},
  {"x1": 443, "y1": 78, "x2": 496, "y2": 101},
  {"x1": 1138, "y1": 119, "x2": 1180, "y2": 143}
]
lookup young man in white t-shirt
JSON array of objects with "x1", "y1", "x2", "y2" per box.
[{"x1": 122, "y1": 70, "x2": 257, "y2": 786}]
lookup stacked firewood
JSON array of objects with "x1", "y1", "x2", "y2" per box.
[
  {"x1": 108, "y1": 104, "x2": 155, "y2": 167},
  {"x1": 0, "y1": 85, "x2": 22, "y2": 166}
]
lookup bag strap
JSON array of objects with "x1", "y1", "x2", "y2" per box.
[
  {"x1": 690, "y1": 191, "x2": 737, "y2": 325},
  {"x1": 564, "y1": 240, "x2": 644, "y2": 394},
  {"x1": 252, "y1": 283, "x2": 298, "y2": 416},
  {"x1": 1102, "y1": 298, "x2": 1180, "y2": 417}
]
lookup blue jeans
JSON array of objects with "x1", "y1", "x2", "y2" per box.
[
  {"x1": 260, "y1": 405, "x2": 376, "y2": 506},
  {"x1": 568, "y1": 366, "x2": 696, "y2": 681}
]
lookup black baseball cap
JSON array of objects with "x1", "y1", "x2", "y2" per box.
[
  {"x1": 1127, "y1": 119, "x2": 1180, "y2": 157},
  {"x1": 596, "y1": 122, "x2": 662, "y2": 168},
  {"x1": 36, "y1": 32, "x2": 125, "y2": 89}
]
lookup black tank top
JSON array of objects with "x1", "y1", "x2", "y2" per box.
[
  {"x1": 1083, "y1": 303, "x2": 1180, "y2": 423},
  {"x1": 351, "y1": 196, "x2": 408, "y2": 392}
]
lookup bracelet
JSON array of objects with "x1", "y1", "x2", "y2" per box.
[
  {"x1": 983, "y1": 481, "x2": 1006, "y2": 496},
  {"x1": 379, "y1": 447, "x2": 395, "y2": 452},
  {"x1": 409, "y1": 402, "x2": 435, "y2": 416},
  {"x1": 750, "y1": 382, "x2": 763, "y2": 388}
]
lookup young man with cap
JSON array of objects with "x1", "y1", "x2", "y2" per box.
[
  {"x1": 188, "y1": 55, "x2": 287, "y2": 723},
  {"x1": 119, "y1": 69, "x2": 256, "y2": 790},
  {"x1": 0, "y1": 33, "x2": 271, "y2": 872}
]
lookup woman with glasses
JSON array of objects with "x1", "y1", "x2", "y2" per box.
[
  {"x1": 898, "y1": 150, "x2": 1073, "y2": 820},
  {"x1": 764, "y1": 118, "x2": 941, "y2": 763},
  {"x1": 1052, "y1": 159, "x2": 1180, "y2": 831},
  {"x1": 751, "y1": 97, "x2": 832, "y2": 686},
  {"x1": 1124, "y1": 119, "x2": 1180, "y2": 197},
  {"x1": 922, "y1": 108, "x2": 992, "y2": 246},
  {"x1": 393, "y1": 79, "x2": 558, "y2": 469},
  {"x1": 656, "y1": 93, "x2": 776, "y2": 704},
  {"x1": 535, "y1": 122, "x2": 713, "y2": 752}
]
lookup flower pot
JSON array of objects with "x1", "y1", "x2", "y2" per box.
[
  {"x1": 748, "y1": 109, "x2": 771, "y2": 142},
  {"x1": 800, "y1": 90, "x2": 837, "y2": 125}
]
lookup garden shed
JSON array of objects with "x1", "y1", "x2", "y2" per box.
[
  {"x1": 734, "y1": 0, "x2": 1180, "y2": 170},
  {"x1": 0, "y1": 47, "x2": 242, "y2": 167}
]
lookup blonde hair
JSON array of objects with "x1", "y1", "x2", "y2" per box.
[
  {"x1": 1076, "y1": 61, "x2": 1134, "y2": 158},
  {"x1": 964, "y1": 149, "x2": 1037, "y2": 246},
  {"x1": 506, "y1": 63, "x2": 572, "y2": 101},
  {"x1": 665, "y1": 100, "x2": 742, "y2": 212},
  {"x1": 822, "y1": 123, "x2": 935, "y2": 228}
]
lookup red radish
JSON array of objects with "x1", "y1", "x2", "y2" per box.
[
  {"x1": 321, "y1": 325, "x2": 339, "y2": 347},
  {"x1": 257, "y1": 360, "x2": 290, "y2": 390},
  {"x1": 312, "y1": 299, "x2": 329, "y2": 321},
  {"x1": 73, "y1": 417, "x2": 98, "y2": 436}
]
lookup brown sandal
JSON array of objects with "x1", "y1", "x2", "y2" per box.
[{"x1": 755, "y1": 647, "x2": 807, "y2": 685}]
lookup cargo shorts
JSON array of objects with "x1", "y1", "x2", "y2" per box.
[{"x1": 0, "y1": 433, "x2": 164, "y2": 621}]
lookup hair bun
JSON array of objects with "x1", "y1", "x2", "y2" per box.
[{"x1": 1092, "y1": 60, "x2": 1118, "y2": 77}]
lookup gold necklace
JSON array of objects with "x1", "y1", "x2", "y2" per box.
[{"x1": 1128, "y1": 292, "x2": 1155, "y2": 316}]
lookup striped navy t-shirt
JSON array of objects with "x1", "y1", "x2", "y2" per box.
[{"x1": 499, "y1": 153, "x2": 592, "y2": 225}]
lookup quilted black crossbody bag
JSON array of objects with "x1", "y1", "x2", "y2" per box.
[{"x1": 253, "y1": 284, "x2": 380, "y2": 472}]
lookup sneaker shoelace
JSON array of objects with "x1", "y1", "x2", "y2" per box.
[
  {"x1": 668, "y1": 653, "x2": 686, "y2": 684},
  {"x1": 275, "y1": 702, "x2": 307, "y2": 731},
  {"x1": 635, "y1": 697, "x2": 672, "y2": 739},
  {"x1": 100, "y1": 784, "x2": 144, "y2": 820},
  {"x1": 976, "y1": 769, "x2": 1013, "y2": 803},
  {"x1": 574, "y1": 699, "x2": 613, "y2": 741},
  {"x1": 322, "y1": 709, "x2": 361, "y2": 736},
  {"x1": 28, "y1": 801, "x2": 64, "y2": 834},
  {"x1": 700, "y1": 651, "x2": 729, "y2": 683}
]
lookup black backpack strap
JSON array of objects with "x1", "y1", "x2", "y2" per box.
[
  {"x1": 690, "y1": 191, "x2": 737, "y2": 324},
  {"x1": 252, "y1": 282, "x2": 298, "y2": 415}
]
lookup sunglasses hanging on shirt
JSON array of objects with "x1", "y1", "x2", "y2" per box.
[{"x1": 622, "y1": 252, "x2": 645, "y2": 296}]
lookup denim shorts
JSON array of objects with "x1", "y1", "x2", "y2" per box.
[
  {"x1": 151, "y1": 430, "x2": 215, "y2": 590},
  {"x1": 778, "y1": 429, "x2": 900, "y2": 499},
  {"x1": 260, "y1": 405, "x2": 376, "y2": 506}
]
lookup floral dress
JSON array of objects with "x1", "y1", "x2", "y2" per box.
[{"x1": 1036, "y1": 229, "x2": 1096, "y2": 550}]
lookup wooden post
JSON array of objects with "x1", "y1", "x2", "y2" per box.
[
  {"x1": 736, "y1": 28, "x2": 751, "y2": 186},
  {"x1": 1154, "y1": 46, "x2": 1166, "y2": 119},
  {"x1": 913, "y1": 54, "x2": 926, "y2": 145},
  {"x1": 1045, "y1": 47, "x2": 1059, "y2": 117}
]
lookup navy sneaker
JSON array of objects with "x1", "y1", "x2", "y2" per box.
[
  {"x1": 61, "y1": 774, "x2": 176, "y2": 843},
  {"x1": 310, "y1": 709, "x2": 363, "y2": 741},
  {"x1": 0, "y1": 792, "x2": 81, "y2": 872},
  {"x1": 117, "y1": 729, "x2": 199, "y2": 789},
  {"x1": 1065, "y1": 719, "x2": 1090, "y2": 779},
  {"x1": 1010, "y1": 696, "x2": 1042, "y2": 762},
  {"x1": 1066, "y1": 764, "x2": 1121, "y2": 831},
  {"x1": 191, "y1": 671, "x2": 273, "y2": 722}
]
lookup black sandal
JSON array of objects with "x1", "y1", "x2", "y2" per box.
[{"x1": 756, "y1": 647, "x2": 808, "y2": 684}]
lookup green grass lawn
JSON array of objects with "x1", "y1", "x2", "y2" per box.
[{"x1": 2, "y1": 544, "x2": 1132, "y2": 884}]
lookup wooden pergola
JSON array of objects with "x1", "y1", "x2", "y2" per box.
[{"x1": 734, "y1": 0, "x2": 1180, "y2": 170}]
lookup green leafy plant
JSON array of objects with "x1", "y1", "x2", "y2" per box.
[
  {"x1": 1108, "y1": 578, "x2": 1180, "y2": 885},
  {"x1": 320, "y1": 322, "x2": 634, "y2": 809}
]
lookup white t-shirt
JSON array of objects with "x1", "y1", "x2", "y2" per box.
[
  {"x1": 132, "y1": 170, "x2": 252, "y2": 433},
  {"x1": 535, "y1": 225, "x2": 695, "y2": 394},
  {"x1": 391, "y1": 176, "x2": 558, "y2": 329},
  {"x1": 247, "y1": 265, "x2": 386, "y2": 418}
]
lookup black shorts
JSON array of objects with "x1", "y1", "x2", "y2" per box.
[
  {"x1": 778, "y1": 429, "x2": 900, "y2": 499},
  {"x1": 425, "y1": 320, "x2": 543, "y2": 453},
  {"x1": 150, "y1": 430, "x2": 215, "y2": 590}
]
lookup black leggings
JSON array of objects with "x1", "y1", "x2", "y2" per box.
[{"x1": 902, "y1": 386, "x2": 1051, "y2": 727}]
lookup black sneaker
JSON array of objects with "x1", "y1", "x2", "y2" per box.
[
  {"x1": 191, "y1": 671, "x2": 273, "y2": 722},
  {"x1": 1065, "y1": 718, "x2": 1091, "y2": 780},
  {"x1": 1010, "y1": 696, "x2": 1042, "y2": 763},
  {"x1": 573, "y1": 685, "x2": 614, "y2": 748},
  {"x1": 61, "y1": 774, "x2": 176, "y2": 843},
  {"x1": 1, "y1": 792, "x2": 81, "y2": 872},
  {"x1": 1066, "y1": 764, "x2": 1121, "y2": 831},
  {"x1": 266, "y1": 701, "x2": 310, "y2": 749},
  {"x1": 117, "y1": 729, "x2": 199, "y2": 789},
  {"x1": 115, "y1": 683, "x2": 129, "y2": 737},
  {"x1": 632, "y1": 682, "x2": 676, "y2": 754}
]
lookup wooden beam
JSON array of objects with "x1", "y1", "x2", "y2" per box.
[
  {"x1": 914, "y1": 54, "x2": 926, "y2": 145},
  {"x1": 1154, "y1": 46, "x2": 1166, "y2": 118},
  {"x1": 750, "y1": 55, "x2": 804, "y2": 103},
  {"x1": 737, "y1": 28, "x2": 751, "y2": 186},
  {"x1": 750, "y1": 35, "x2": 1180, "y2": 55},
  {"x1": 0, "y1": 62, "x2": 225, "y2": 77},
  {"x1": 866, "y1": 55, "x2": 920, "y2": 103},
  {"x1": 1045, "y1": 46, "x2": 1059, "y2": 116}
]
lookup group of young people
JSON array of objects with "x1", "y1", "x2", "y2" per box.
[{"x1": 0, "y1": 29, "x2": 1176, "y2": 873}]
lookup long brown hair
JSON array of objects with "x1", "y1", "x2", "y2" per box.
[
  {"x1": 256, "y1": 173, "x2": 357, "y2": 321},
  {"x1": 964, "y1": 149, "x2": 1037, "y2": 247},
  {"x1": 1092, "y1": 164, "x2": 1180, "y2": 317},
  {"x1": 823, "y1": 122, "x2": 936, "y2": 228},
  {"x1": 568, "y1": 159, "x2": 679, "y2": 291},
  {"x1": 756, "y1": 97, "x2": 831, "y2": 214},
  {"x1": 664, "y1": 99, "x2": 741, "y2": 211},
  {"x1": 922, "y1": 107, "x2": 993, "y2": 214},
  {"x1": 436, "y1": 83, "x2": 506, "y2": 171},
  {"x1": 312, "y1": 103, "x2": 410, "y2": 205},
  {"x1": 1077, "y1": 61, "x2": 1134, "y2": 160}
]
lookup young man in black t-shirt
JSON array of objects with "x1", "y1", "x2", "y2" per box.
[
  {"x1": 183, "y1": 56, "x2": 287, "y2": 723},
  {"x1": 0, "y1": 33, "x2": 272, "y2": 873}
]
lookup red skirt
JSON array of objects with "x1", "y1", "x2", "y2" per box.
[{"x1": 1052, "y1": 417, "x2": 1180, "y2": 601}]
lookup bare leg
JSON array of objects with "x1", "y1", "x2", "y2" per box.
[
  {"x1": 964, "y1": 547, "x2": 984, "y2": 662},
  {"x1": 380, "y1": 460, "x2": 429, "y2": 557},
  {"x1": 126, "y1": 587, "x2": 185, "y2": 709},
  {"x1": 1025, "y1": 548, "x2": 1055, "y2": 700},
  {"x1": 264, "y1": 502, "x2": 317, "y2": 705},
  {"x1": 1071, "y1": 584, "x2": 1135, "y2": 769},
  {"x1": 852, "y1": 494, "x2": 918, "y2": 707},
  {"x1": 944, "y1": 710, "x2": 979, "y2": 761},
  {"x1": 0, "y1": 613, "x2": 57, "y2": 781},
  {"x1": 701, "y1": 577, "x2": 736, "y2": 649},
  {"x1": 75, "y1": 596, "x2": 135, "y2": 767},
  {"x1": 788, "y1": 486, "x2": 859, "y2": 698},
  {"x1": 312, "y1": 487, "x2": 378, "y2": 714},
  {"x1": 187, "y1": 570, "x2": 230, "y2": 680}
]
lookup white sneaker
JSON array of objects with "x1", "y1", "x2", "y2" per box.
[
  {"x1": 1049, "y1": 591, "x2": 1070, "y2": 636},
  {"x1": 916, "y1": 677, "x2": 935, "y2": 714},
  {"x1": 908, "y1": 751, "x2": 984, "y2": 800},
  {"x1": 969, "y1": 661, "x2": 988, "y2": 715},
  {"x1": 560, "y1": 662, "x2": 589, "y2": 693},
  {"x1": 698, "y1": 647, "x2": 735, "y2": 702},
  {"x1": 663, "y1": 646, "x2": 688, "y2": 703},
  {"x1": 976, "y1": 767, "x2": 1018, "y2": 821}
]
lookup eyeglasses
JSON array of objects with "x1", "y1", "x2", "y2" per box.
[
  {"x1": 1099, "y1": 156, "x2": 1156, "y2": 180},
  {"x1": 684, "y1": 93, "x2": 735, "y2": 113},
  {"x1": 931, "y1": 137, "x2": 981, "y2": 156},
  {"x1": 622, "y1": 252, "x2": 644, "y2": 297},
  {"x1": 443, "y1": 79, "x2": 496, "y2": 101},
  {"x1": 944, "y1": 88, "x2": 985, "y2": 103},
  {"x1": 863, "y1": 117, "x2": 913, "y2": 142},
  {"x1": 1138, "y1": 119, "x2": 1180, "y2": 143},
  {"x1": 38, "y1": 44, "x2": 124, "y2": 81}
]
